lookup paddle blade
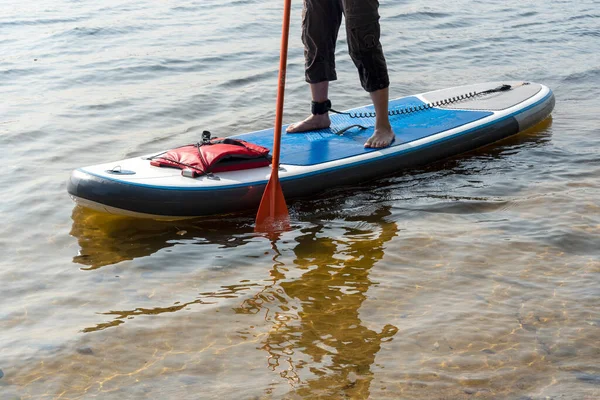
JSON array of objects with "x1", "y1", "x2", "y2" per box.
[{"x1": 255, "y1": 176, "x2": 290, "y2": 233}]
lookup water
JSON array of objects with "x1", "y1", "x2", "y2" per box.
[{"x1": 1, "y1": 0, "x2": 599, "y2": 398}]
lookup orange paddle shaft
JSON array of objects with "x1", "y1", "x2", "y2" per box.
[
  {"x1": 271, "y1": 0, "x2": 291, "y2": 180},
  {"x1": 255, "y1": 0, "x2": 292, "y2": 232}
]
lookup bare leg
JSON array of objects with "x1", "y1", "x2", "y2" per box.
[
  {"x1": 286, "y1": 81, "x2": 331, "y2": 133},
  {"x1": 364, "y1": 88, "x2": 395, "y2": 148}
]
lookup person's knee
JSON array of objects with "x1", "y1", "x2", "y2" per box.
[
  {"x1": 359, "y1": 65, "x2": 390, "y2": 92},
  {"x1": 347, "y1": 17, "x2": 381, "y2": 51}
]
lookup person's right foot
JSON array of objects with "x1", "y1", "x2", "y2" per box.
[
  {"x1": 286, "y1": 113, "x2": 331, "y2": 133},
  {"x1": 364, "y1": 124, "x2": 395, "y2": 148}
]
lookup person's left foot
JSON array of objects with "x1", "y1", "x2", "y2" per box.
[{"x1": 364, "y1": 125, "x2": 395, "y2": 148}]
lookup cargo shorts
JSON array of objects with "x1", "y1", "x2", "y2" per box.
[{"x1": 302, "y1": 0, "x2": 390, "y2": 92}]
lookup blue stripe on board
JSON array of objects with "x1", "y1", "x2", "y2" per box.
[{"x1": 238, "y1": 96, "x2": 492, "y2": 166}]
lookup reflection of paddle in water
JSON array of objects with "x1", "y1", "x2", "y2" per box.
[{"x1": 235, "y1": 207, "x2": 399, "y2": 397}]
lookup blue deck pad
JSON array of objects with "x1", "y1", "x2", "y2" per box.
[{"x1": 238, "y1": 96, "x2": 493, "y2": 166}]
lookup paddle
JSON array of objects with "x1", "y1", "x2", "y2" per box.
[{"x1": 255, "y1": 0, "x2": 292, "y2": 233}]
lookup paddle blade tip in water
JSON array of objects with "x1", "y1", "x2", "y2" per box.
[{"x1": 255, "y1": 178, "x2": 290, "y2": 233}]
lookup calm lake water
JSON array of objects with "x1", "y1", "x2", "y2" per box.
[{"x1": 1, "y1": 0, "x2": 599, "y2": 398}]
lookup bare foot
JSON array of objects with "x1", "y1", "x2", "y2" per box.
[
  {"x1": 364, "y1": 125, "x2": 395, "y2": 148},
  {"x1": 286, "y1": 113, "x2": 331, "y2": 133}
]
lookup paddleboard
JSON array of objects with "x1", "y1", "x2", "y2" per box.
[{"x1": 67, "y1": 81, "x2": 555, "y2": 219}]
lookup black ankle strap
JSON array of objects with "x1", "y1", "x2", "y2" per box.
[{"x1": 311, "y1": 99, "x2": 332, "y2": 115}]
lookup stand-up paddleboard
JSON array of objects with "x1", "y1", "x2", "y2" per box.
[{"x1": 68, "y1": 81, "x2": 555, "y2": 219}]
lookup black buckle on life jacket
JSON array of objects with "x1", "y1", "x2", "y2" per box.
[{"x1": 201, "y1": 130, "x2": 211, "y2": 145}]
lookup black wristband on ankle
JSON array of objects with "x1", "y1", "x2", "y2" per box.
[{"x1": 311, "y1": 99, "x2": 332, "y2": 115}]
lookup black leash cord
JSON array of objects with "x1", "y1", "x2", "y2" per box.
[{"x1": 330, "y1": 83, "x2": 525, "y2": 119}]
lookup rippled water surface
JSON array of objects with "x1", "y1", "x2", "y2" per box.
[{"x1": 1, "y1": 0, "x2": 599, "y2": 399}]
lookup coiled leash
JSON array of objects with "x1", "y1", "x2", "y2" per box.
[{"x1": 311, "y1": 83, "x2": 529, "y2": 135}]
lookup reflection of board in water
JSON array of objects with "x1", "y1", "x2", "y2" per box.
[{"x1": 70, "y1": 207, "x2": 255, "y2": 269}]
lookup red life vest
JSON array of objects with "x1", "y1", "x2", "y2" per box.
[{"x1": 150, "y1": 137, "x2": 271, "y2": 177}]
